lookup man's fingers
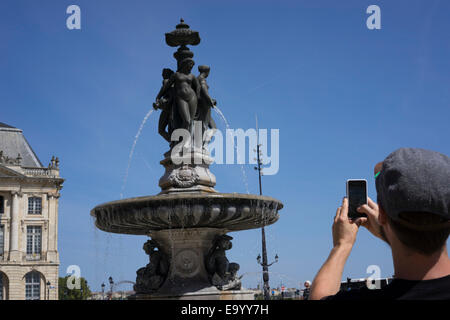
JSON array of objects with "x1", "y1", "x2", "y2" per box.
[
  {"x1": 357, "y1": 204, "x2": 376, "y2": 218},
  {"x1": 340, "y1": 197, "x2": 349, "y2": 219},
  {"x1": 352, "y1": 217, "x2": 366, "y2": 227},
  {"x1": 335, "y1": 207, "x2": 341, "y2": 222},
  {"x1": 367, "y1": 197, "x2": 378, "y2": 210}
]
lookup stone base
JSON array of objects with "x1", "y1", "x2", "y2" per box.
[
  {"x1": 134, "y1": 228, "x2": 250, "y2": 298},
  {"x1": 158, "y1": 147, "x2": 217, "y2": 194},
  {"x1": 130, "y1": 289, "x2": 256, "y2": 300}
]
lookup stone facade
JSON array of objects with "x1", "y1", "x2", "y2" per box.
[{"x1": 0, "y1": 123, "x2": 64, "y2": 300}]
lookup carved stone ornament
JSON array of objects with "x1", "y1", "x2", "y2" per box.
[
  {"x1": 168, "y1": 166, "x2": 199, "y2": 188},
  {"x1": 174, "y1": 249, "x2": 199, "y2": 276}
]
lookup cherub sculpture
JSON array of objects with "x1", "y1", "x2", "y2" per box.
[
  {"x1": 205, "y1": 235, "x2": 242, "y2": 291},
  {"x1": 134, "y1": 239, "x2": 169, "y2": 293}
]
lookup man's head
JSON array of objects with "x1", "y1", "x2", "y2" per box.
[
  {"x1": 374, "y1": 148, "x2": 450, "y2": 255},
  {"x1": 304, "y1": 280, "x2": 311, "y2": 288}
]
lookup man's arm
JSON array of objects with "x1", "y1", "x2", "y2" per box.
[
  {"x1": 309, "y1": 244, "x2": 352, "y2": 300},
  {"x1": 309, "y1": 198, "x2": 361, "y2": 300}
]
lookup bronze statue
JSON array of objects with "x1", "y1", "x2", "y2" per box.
[
  {"x1": 156, "y1": 58, "x2": 200, "y2": 134},
  {"x1": 205, "y1": 235, "x2": 242, "y2": 290},
  {"x1": 197, "y1": 65, "x2": 217, "y2": 132},
  {"x1": 153, "y1": 20, "x2": 219, "y2": 148},
  {"x1": 134, "y1": 239, "x2": 169, "y2": 293},
  {"x1": 154, "y1": 68, "x2": 175, "y2": 142}
]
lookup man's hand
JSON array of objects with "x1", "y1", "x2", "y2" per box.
[
  {"x1": 356, "y1": 197, "x2": 383, "y2": 240},
  {"x1": 332, "y1": 197, "x2": 360, "y2": 248}
]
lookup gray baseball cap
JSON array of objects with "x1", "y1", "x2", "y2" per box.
[{"x1": 375, "y1": 148, "x2": 450, "y2": 227}]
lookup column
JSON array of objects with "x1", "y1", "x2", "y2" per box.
[
  {"x1": 9, "y1": 191, "x2": 21, "y2": 261},
  {"x1": 46, "y1": 193, "x2": 59, "y2": 262}
]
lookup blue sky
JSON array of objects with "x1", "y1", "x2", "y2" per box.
[{"x1": 1, "y1": 0, "x2": 449, "y2": 292}]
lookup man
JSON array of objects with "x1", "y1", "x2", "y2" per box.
[
  {"x1": 302, "y1": 280, "x2": 311, "y2": 300},
  {"x1": 310, "y1": 148, "x2": 450, "y2": 300}
]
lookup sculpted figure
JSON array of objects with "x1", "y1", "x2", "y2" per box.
[
  {"x1": 134, "y1": 239, "x2": 169, "y2": 293},
  {"x1": 154, "y1": 68, "x2": 175, "y2": 142},
  {"x1": 197, "y1": 65, "x2": 217, "y2": 132},
  {"x1": 205, "y1": 235, "x2": 242, "y2": 291},
  {"x1": 157, "y1": 58, "x2": 200, "y2": 134}
]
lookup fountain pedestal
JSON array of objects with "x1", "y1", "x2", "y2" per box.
[{"x1": 130, "y1": 228, "x2": 255, "y2": 300}]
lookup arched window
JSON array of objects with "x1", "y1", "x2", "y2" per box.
[
  {"x1": 0, "y1": 273, "x2": 3, "y2": 300},
  {"x1": 0, "y1": 195, "x2": 4, "y2": 214},
  {"x1": 0, "y1": 272, "x2": 8, "y2": 300},
  {"x1": 25, "y1": 272, "x2": 41, "y2": 300}
]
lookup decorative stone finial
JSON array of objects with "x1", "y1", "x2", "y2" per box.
[
  {"x1": 49, "y1": 156, "x2": 59, "y2": 169},
  {"x1": 165, "y1": 19, "x2": 200, "y2": 47}
]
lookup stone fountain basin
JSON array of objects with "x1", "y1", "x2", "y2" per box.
[{"x1": 90, "y1": 193, "x2": 283, "y2": 235}]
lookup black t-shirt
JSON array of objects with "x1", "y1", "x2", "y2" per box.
[
  {"x1": 303, "y1": 287, "x2": 310, "y2": 300},
  {"x1": 323, "y1": 275, "x2": 450, "y2": 300}
]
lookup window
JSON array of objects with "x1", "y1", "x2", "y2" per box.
[
  {"x1": 28, "y1": 197, "x2": 42, "y2": 215},
  {"x1": 0, "y1": 225, "x2": 4, "y2": 256},
  {"x1": 25, "y1": 272, "x2": 40, "y2": 300},
  {"x1": 0, "y1": 196, "x2": 4, "y2": 214},
  {"x1": 0, "y1": 273, "x2": 3, "y2": 300},
  {"x1": 26, "y1": 226, "x2": 41, "y2": 260}
]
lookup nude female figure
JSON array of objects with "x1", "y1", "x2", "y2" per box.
[
  {"x1": 154, "y1": 68, "x2": 175, "y2": 142},
  {"x1": 197, "y1": 65, "x2": 217, "y2": 131},
  {"x1": 157, "y1": 58, "x2": 200, "y2": 132}
]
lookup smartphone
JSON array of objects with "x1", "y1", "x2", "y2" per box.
[{"x1": 346, "y1": 179, "x2": 368, "y2": 220}]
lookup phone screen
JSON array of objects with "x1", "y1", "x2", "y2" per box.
[{"x1": 347, "y1": 180, "x2": 367, "y2": 219}]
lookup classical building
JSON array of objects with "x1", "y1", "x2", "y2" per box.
[{"x1": 0, "y1": 122, "x2": 64, "y2": 300}]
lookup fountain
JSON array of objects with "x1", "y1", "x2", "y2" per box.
[{"x1": 90, "y1": 19, "x2": 283, "y2": 300}]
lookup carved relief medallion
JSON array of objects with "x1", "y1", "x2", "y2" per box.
[
  {"x1": 174, "y1": 249, "x2": 199, "y2": 276},
  {"x1": 168, "y1": 165, "x2": 199, "y2": 188}
]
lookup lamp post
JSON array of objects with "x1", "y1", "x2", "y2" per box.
[
  {"x1": 46, "y1": 281, "x2": 51, "y2": 300},
  {"x1": 254, "y1": 115, "x2": 279, "y2": 300},
  {"x1": 101, "y1": 282, "x2": 105, "y2": 300},
  {"x1": 108, "y1": 276, "x2": 114, "y2": 300}
]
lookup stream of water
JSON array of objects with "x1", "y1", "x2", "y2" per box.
[
  {"x1": 120, "y1": 108, "x2": 155, "y2": 199},
  {"x1": 213, "y1": 107, "x2": 250, "y2": 194}
]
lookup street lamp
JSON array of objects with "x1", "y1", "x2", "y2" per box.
[
  {"x1": 254, "y1": 115, "x2": 279, "y2": 300},
  {"x1": 46, "y1": 281, "x2": 51, "y2": 300},
  {"x1": 256, "y1": 252, "x2": 279, "y2": 300},
  {"x1": 108, "y1": 276, "x2": 114, "y2": 300},
  {"x1": 101, "y1": 283, "x2": 105, "y2": 300}
]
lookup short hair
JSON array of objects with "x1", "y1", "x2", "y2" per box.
[{"x1": 387, "y1": 212, "x2": 450, "y2": 255}]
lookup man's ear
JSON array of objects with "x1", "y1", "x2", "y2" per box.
[{"x1": 379, "y1": 206, "x2": 388, "y2": 225}]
